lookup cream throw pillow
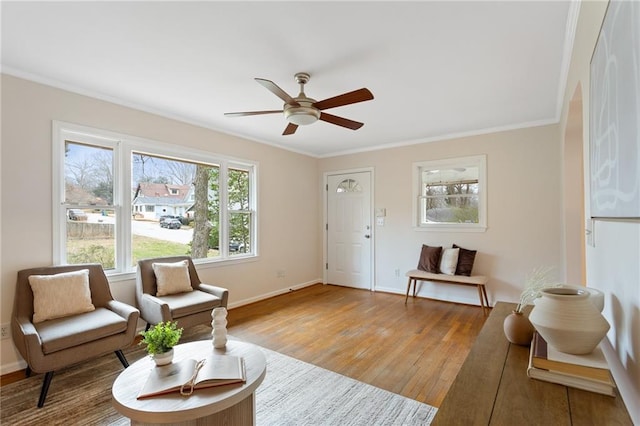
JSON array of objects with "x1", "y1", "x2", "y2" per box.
[
  {"x1": 439, "y1": 248, "x2": 460, "y2": 276},
  {"x1": 152, "y1": 260, "x2": 193, "y2": 296},
  {"x1": 28, "y1": 269, "x2": 95, "y2": 323}
]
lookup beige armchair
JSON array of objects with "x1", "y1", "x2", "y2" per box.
[
  {"x1": 11, "y1": 264, "x2": 139, "y2": 407},
  {"x1": 136, "y1": 256, "x2": 229, "y2": 330}
]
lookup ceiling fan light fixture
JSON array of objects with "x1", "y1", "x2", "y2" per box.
[{"x1": 284, "y1": 104, "x2": 320, "y2": 126}]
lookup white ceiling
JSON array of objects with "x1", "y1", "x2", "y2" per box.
[{"x1": 1, "y1": 1, "x2": 577, "y2": 158}]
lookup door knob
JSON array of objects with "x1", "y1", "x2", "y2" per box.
[{"x1": 364, "y1": 234, "x2": 370, "y2": 239}]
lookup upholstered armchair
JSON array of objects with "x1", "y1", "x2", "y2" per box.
[
  {"x1": 136, "y1": 256, "x2": 229, "y2": 330},
  {"x1": 11, "y1": 264, "x2": 139, "y2": 407}
]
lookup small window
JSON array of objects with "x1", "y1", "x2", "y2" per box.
[
  {"x1": 413, "y1": 155, "x2": 487, "y2": 231},
  {"x1": 336, "y1": 178, "x2": 362, "y2": 193}
]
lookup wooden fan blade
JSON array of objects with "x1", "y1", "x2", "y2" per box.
[
  {"x1": 319, "y1": 112, "x2": 364, "y2": 130},
  {"x1": 255, "y1": 78, "x2": 299, "y2": 106},
  {"x1": 313, "y1": 88, "x2": 374, "y2": 111},
  {"x1": 224, "y1": 110, "x2": 282, "y2": 117},
  {"x1": 283, "y1": 123, "x2": 298, "y2": 135}
]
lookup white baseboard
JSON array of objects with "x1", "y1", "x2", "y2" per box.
[
  {"x1": 1, "y1": 359, "x2": 26, "y2": 376},
  {"x1": 374, "y1": 285, "x2": 482, "y2": 307},
  {"x1": 227, "y1": 279, "x2": 321, "y2": 309}
]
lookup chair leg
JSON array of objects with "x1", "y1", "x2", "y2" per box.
[
  {"x1": 145, "y1": 322, "x2": 151, "y2": 332},
  {"x1": 115, "y1": 350, "x2": 129, "y2": 368},
  {"x1": 37, "y1": 371, "x2": 54, "y2": 408},
  {"x1": 25, "y1": 366, "x2": 32, "y2": 377}
]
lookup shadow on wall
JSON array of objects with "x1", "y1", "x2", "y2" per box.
[{"x1": 611, "y1": 295, "x2": 640, "y2": 397}]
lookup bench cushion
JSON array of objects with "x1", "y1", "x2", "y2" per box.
[{"x1": 406, "y1": 269, "x2": 488, "y2": 285}]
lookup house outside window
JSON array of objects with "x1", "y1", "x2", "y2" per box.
[
  {"x1": 413, "y1": 155, "x2": 487, "y2": 231},
  {"x1": 53, "y1": 121, "x2": 258, "y2": 274}
]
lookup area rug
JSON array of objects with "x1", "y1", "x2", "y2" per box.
[{"x1": 1, "y1": 340, "x2": 436, "y2": 425}]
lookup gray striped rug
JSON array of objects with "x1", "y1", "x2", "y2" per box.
[{"x1": 1, "y1": 341, "x2": 436, "y2": 425}]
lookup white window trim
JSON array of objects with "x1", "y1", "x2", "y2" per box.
[
  {"x1": 52, "y1": 121, "x2": 258, "y2": 277},
  {"x1": 412, "y1": 154, "x2": 487, "y2": 232}
]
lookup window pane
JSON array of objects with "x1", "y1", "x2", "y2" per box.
[
  {"x1": 337, "y1": 178, "x2": 362, "y2": 193},
  {"x1": 229, "y1": 212, "x2": 251, "y2": 255},
  {"x1": 131, "y1": 153, "x2": 220, "y2": 263},
  {"x1": 228, "y1": 168, "x2": 250, "y2": 210},
  {"x1": 421, "y1": 195, "x2": 479, "y2": 223},
  {"x1": 66, "y1": 208, "x2": 116, "y2": 269},
  {"x1": 65, "y1": 141, "x2": 113, "y2": 205}
]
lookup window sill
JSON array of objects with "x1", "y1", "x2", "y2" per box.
[
  {"x1": 414, "y1": 224, "x2": 487, "y2": 233},
  {"x1": 106, "y1": 254, "x2": 259, "y2": 283}
]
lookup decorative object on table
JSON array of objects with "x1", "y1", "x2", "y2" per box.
[
  {"x1": 530, "y1": 332, "x2": 611, "y2": 382},
  {"x1": 139, "y1": 321, "x2": 183, "y2": 366},
  {"x1": 503, "y1": 310, "x2": 535, "y2": 346},
  {"x1": 211, "y1": 307, "x2": 228, "y2": 349},
  {"x1": 137, "y1": 354, "x2": 246, "y2": 399},
  {"x1": 529, "y1": 287, "x2": 610, "y2": 355},
  {"x1": 527, "y1": 332, "x2": 615, "y2": 396},
  {"x1": 561, "y1": 284, "x2": 605, "y2": 312},
  {"x1": 504, "y1": 266, "x2": 560, "y2": 345}
]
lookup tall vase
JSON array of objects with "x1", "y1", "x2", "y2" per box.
[
  {"x1": 503, "y1": 310, "x2": 535, "y2": 346},
  {"x1": 529, "y1": 287, "x2": 610, "y2": 354},
  {"x1": 211, "y1": 307, "x2": 228, "y2": 349}
]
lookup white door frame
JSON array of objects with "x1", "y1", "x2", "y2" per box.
[{"x1": 323, "y1": 167, "x2": 375, "y2": 290}]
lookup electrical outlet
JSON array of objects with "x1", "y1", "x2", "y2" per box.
[
  {"x1": 1, "y1": 323, "x2": 10, "y2": 340},
  {"x1": 394, "y1": 269, "x2": 400, "y2": 278}
]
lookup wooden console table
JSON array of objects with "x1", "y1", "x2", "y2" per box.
[{"x1": 432, "y1": 302, "x2": 632, "y2": 425}]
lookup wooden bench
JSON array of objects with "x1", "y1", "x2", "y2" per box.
[{"x1": 405, "y1": 269, "x2": 490, "y2": 315}]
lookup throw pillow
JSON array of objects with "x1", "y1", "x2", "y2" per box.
[
  {"x1": 152, "y1": 260, "x2": 193, "y2": 296},
  {"x1": 28, "y1": 269, "x2": 95, "y2": 323},
  {"x1": 453, "y1": 244, "x2": 477, "y2": 276},
  {"x1": 417, "y1": 245, "x2": 442, "y2": 273},
  {"x1": 439, "y1": 248, "x2": 460, "y2": 275}
]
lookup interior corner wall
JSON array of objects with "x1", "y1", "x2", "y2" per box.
[
  {"x1": 559, "y1": 1, "x2": 640, "y2": 422},
  {"x1": 0, "y1": 74, "x2": 321, "y2": 374},
  {"x1": 318, "y1": 124, "x2": 564, "y2": 307}
]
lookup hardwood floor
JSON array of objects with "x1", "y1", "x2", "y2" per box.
[
  {"x1": 1, "y1": 283, "x2": 487, "y2": 408},
  {"x1": 227, "y1": 283, "x2": 487, "y2": 408}
]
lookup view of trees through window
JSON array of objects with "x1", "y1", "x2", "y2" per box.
[
  {"x1": 420, "y1": 167, "x2": 479, "y2": 224},
  {"x1": 63, "y1": 140, "x2": 252, "y2": 271}
]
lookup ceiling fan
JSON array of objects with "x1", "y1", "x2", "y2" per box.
[{"x1": 224, "y1": 72, "x2": 374, "y2": 135}]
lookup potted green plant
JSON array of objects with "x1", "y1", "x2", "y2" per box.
[{"x1": 139, "y1": 321, "x2": 183, "y2": 366}]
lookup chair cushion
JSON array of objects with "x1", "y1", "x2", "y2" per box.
[
  {"x1": 152, "y1": 260, "x2": 193, "y2": 296},
  {"x1": 159, "y1": 290, "x2": 221, "y2": 319},
  {"x1": 28, "y1": 269, "x2": 95, "y2": 323},
  {"x1": 35, "y1": 308, "x2": 128, "y2": 354}
]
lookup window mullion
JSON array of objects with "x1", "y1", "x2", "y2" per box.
[{"x1": 219, "y1": 161, "x2": 229, "y2": 258}]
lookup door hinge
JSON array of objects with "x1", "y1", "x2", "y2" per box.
[
  {"x1": 326, "y1": 184, "x2": 328, "y2": 191},
  {"x1": 326, "y1": 223, "x2": 328, "y2": 231},
  {"x1": 325, "y1": 263, "x2": 328, "y2": 270}
]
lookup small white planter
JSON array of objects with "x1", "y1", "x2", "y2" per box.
[{"x1": 152, "y1": 348, "x2": 174, "y2": 366}]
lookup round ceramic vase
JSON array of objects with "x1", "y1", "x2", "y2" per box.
[
  {"x1": 153, "y1": 348, "x2": 174, "y2": 366},
  {"x1": 529, "y1": 287, "x2": 610, "y2": 354},
  {"x1": 503, "y1": 310, "x2": 535, "y2": 346}
]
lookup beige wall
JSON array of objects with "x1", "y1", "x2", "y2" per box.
[
  {"x1": 319, "y1": 124, "x2": 563, "y2": 306},
  {"x1": 0, "y1": 75, "x2": 321, "y2": 372},
  {"x1": 559, "y1": 1, "x2": 639, "y2": 422}
]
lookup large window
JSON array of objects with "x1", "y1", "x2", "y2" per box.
[
  {"x1": 413, "y1": 155, "x2": 487, "y2": 231},
  {"x1": 53, "y1": 122, "x2": 257, "y2": 274}
]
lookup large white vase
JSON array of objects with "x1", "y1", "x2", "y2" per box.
[{"x1": 529, "y1": 287, "x2": 610, "y2": 355}]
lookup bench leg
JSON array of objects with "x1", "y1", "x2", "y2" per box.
[
  {"x1": 481, "y1": 285, "x2": 490, "y2": 309},
  {"x1": 477, "y1": 285, "x2": 487, "y2": 316},
  {"x1": 405, "y1": 278, "x2": 417, "y2": 305}
]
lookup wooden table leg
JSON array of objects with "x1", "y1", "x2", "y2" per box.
[
  {"x1": 481, "y1": 285, "x2": 490, "y2": 309},
  {"x1": 477, "y1": 285, "x2": 487, "y2": 316}
]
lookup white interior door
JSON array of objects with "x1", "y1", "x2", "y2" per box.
[{"x1": 326, "y1": 172, "x2": 372, "y2": 289}]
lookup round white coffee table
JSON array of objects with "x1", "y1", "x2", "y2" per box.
[{"x1": 112, "y1": 339, "x2": 266, "y2": 425}]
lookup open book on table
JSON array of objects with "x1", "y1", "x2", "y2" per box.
[{"x1": 138, "y1": 354, "x2": 246, "y2": 399}]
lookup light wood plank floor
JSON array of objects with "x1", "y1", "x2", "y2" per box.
[
  {"x1": 227, "y1": 283, "x2": 487, "y2": 408},
  {"x1": 1, "y1": 283, "x2": 487, "y2": 408}
]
